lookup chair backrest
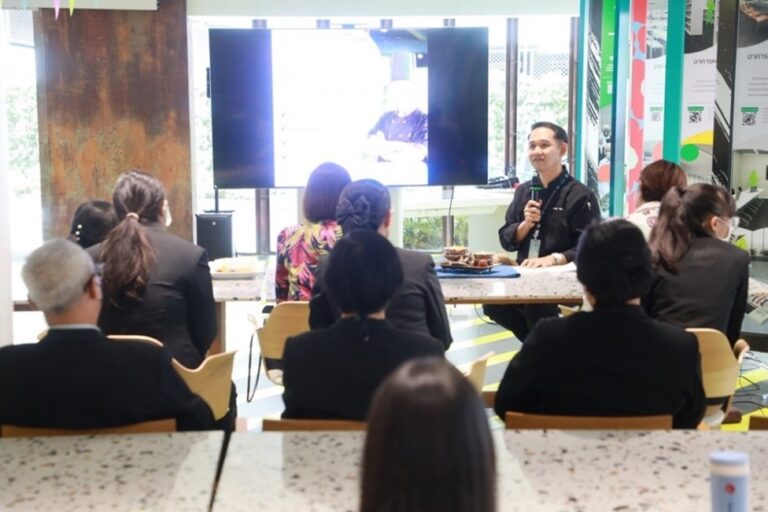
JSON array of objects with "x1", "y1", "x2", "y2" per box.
[
  {"x1": 171, "y1": 351, "x2": 236, "y2": 421},
  {"x1": 733, "y1": 339, "x2": 750, "y2": 365},
  {"x1": 687, "y1": 328, "x2": 740, "y2": 418},
  {"x1": 256, "y1": 301, "x2": 310, "y2": 360},
  {"x1": 505, "y1": 411, "x2": 673, "y2": 430},
  {"x1": 108, "y1": 334, "x2": 165, "y2": 348},
  {"x1": 482, "y1": 390, "x2": 497, "y2": 409},
  {"x1": 464, "y1": 352, "x2": 494, "y2": 393},
  {"x1": 558, "y1": 305, "x2": 579, "y2": 317},
  {"x1": 109, "y1": 334, "x2": 235, "y2": 421},
  {"x1": 262, "y1": 418, "x2": 366, "y2": 432},
  {"x1": 749, "y1": 415, "x2": 768, "y2": 431},
  {"x1": 0, "y1": 419, "x2": 176, "y2": 438}
]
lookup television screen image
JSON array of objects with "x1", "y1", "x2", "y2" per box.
[{"x1": 210, "y1": 27, "x2": 489, "y2": 188}]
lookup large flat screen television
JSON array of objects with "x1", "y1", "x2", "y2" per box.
[{"x1": 209, "y1": 27, "x2": 489, "y2": 188}]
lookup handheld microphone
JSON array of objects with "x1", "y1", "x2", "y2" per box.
[{"x1": 530, "y1": 175, "x2": 542, "y2": 202}]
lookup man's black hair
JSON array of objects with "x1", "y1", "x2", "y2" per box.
[{"x1": 530, "y1": 121, "x2": 569, "y2": 144}]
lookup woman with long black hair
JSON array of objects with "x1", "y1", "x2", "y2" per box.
[
  {"x1": 644, "y1": 183, "x2": 749, "y2": 346},
  {"x1": 91, "y1": 170, "x2": 217, "y2": 368}
]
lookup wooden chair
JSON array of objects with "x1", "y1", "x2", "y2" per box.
[
  {"x1": 107, "y1": 334, "x2": 164, "y2": 348},
  {"x1": 262, "y1": 418, "x2": 366, "y2": 432},
  {"x1": 464, "y1": 352, "x2": 494, "y2": 393},
  {"x1": 109, "y1": 335, "x2": 236, "y2": 420},
  {"x1": 482, "y1": 390, "x2": 497, "y2": 409},
  {"x1": 749, "y1": 415, "x2": 768, "y2": 430},
  {"x1": 171, "y1": 351, "x2": 236, "y2": 420},
  {"x1": 256, "y1": 301, "x2": 310, "y2": 386},
  {"x1": 505, "y1": 412, "x2": 673, "y2": 430},
  {"x1": 733, "y1": 339, "x2": 750, "y2": 365},
  {"x1": 0, "y1": 419, "x2": 176, "y2": 438},
  {"x1": 687, "y1": 328, "x2": 741, "y2": 427}
]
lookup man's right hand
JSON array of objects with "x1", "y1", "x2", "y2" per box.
[{"x1": 523, "y1": 200, "x2": 542, "y2": 224}]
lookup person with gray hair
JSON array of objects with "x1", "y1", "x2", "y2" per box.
[{"x1": 0, "y1": 239, "x2": 215, "y2": 431}]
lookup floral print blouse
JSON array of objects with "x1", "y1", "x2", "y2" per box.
[{"x1": 275, "y1": 220, "x2": 343, "y2": 302}]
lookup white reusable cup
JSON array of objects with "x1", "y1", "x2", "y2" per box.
[{"x1": 710, "y1": 451, "x2": 749, "y2": 512}]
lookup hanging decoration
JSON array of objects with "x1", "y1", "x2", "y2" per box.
[
  {"x1": 69, "y1": 0, "x2": 76, "y2": 16},
  {"x1": 53, "y1": 0, "x2": 61, "y2": 19}
]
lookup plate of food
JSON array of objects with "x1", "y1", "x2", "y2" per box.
[
  {"x1": 440, "y1": 246, "x2": 498, "y2": 273},
  {"x1": 439, "y1": 260, "x2": 498, "y2": 274},
  {"x1": 210, "y1": 257, "x2": 261, "y2": 279}
]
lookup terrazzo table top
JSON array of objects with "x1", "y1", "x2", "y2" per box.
[
  {"x1": 210, "y1": 261, "x2": 768, "y2": 306},
  {"x1": 212, "y1": 273, "x2": 265, "y2": 302},
  {"x1": 0, "y1": 431, "x2": 223, "y2": 512},
  {"x1": 440, "y1": 267, "x2": 584, "y2": 305},
  {"x1": 213, "y1": 430, "x2": 768, "y2": 512},
  {"x1": 212, "y1": 266, "x2": 586, "y2": 305}
]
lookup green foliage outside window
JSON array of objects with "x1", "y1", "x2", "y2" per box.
[
  {"x1": 403, "y1": 215, "x2": 468, "y2": 251},
  {"x1": 5, "y1": 86, "x2": 40, "y2": 196}
]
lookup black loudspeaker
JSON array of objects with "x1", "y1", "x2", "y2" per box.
[{"x1": 196, "y1": 213, "x2": 234, "y2": 260}]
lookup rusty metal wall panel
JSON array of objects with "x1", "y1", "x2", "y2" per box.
[{"x1": 35, "y1": 0, "x2": 193, "y2": 240}]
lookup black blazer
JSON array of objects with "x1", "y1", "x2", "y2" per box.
[
  {"x1": 0, "y1": 328, "x2": 215, "y2": 430},
  {"x1": 90, "y1": 226, "x2": 217, "y2": 368},
  {"x1": 309, "y1": 247, "x2": 453, "y2": 349},
  {"x1": 644, "y1": 237, "x2": 750, "y2": 345},
  {"x1": 494, "y1": 305, "x2": 706, "y2": 429},
  {"x1": 282, "y1": 317, "x2": 444, "y2": 420}
]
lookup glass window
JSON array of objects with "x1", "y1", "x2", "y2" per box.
[
  {"x1": 3, "y1": 10, "x2": 46, "y2": 343},
  {"x1": 516, "y1": 16, "x2": 572, "y2": 183}
]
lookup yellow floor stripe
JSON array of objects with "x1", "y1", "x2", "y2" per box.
[
  {"x1": 447, "y1": 316, "x2": 488, "y2": 331},
  {"x1": 454, "y1": 350, "x2": 519, "y2": 373},
  {"x1": 488, "y1": 351, "x2": 518, "y2": 367},
  {"x1": 738, "y1": 367, "x2": 768, "y2": 387},
  {"x1": 449, "y1": 331, "x2": 515, "y2": 351}
]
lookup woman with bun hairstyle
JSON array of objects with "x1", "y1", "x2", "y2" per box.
[
  {"x1": 68, "y1": 200, "x2": 118, "y2": 249},
  {"x1": 644, "y1": 183, "x2": 749, "y2": 345},
  {"x1": 275, "y1": 162, "x2": 351, "y2": 302},
  {"x1": 626, "y1": 159, "x2": 687, "y2": 239},
  {"x1": 361, "y1": 358, "x2": 496, "y2": 512},
  {"x1": 90, "y1": 170, "x2": 217, "y2": 368},
  {"x1": 309, "y1": 179, "x2": 452, "y2": 349},
  {"x1": 282, "y1": 231, "x2": 443, "y2": 420}
]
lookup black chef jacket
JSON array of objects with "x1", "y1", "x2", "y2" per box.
[{"x1": 498, "y1": 167, "x2": 601, "y2": 264}]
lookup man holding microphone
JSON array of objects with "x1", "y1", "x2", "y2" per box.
[{"x1": 484, "y1": 122, "x2": 601, "y2": 341}]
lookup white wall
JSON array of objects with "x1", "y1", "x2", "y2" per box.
[
  {"x1": 0, "y1": 12, "x2": 14, "y2": 346},
  {"x1": 186, "y1": 0, "x2": 579, "y2": 17}
]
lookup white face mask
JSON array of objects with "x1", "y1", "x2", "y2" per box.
[
  {"x1": 163, "y1": 200, "x2": 173, "y2": 228},
  {"x1": 716, "y1": 217, "x2": 736, "y2": 243}
]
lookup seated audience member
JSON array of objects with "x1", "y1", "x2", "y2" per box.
[
  {"x1": 495, "y1": 220, "x2": 706, "y2": 429},
  {"x1": 282, "y1": 230, "x2": 444, "y2": 420},
  {"x1": 275, "y1": 162, "x2": 351, "y2": 302},
  {"x1": 644, "y1": 183, "x2": 748, "y2": 346},
  {"x1": 361, "y1": 358, "x2": 495, "y2": 512},
  {"x1": 68, "y1": 200, "x2": 118, "y2": 249},
  {"x1": 625, "y1": 159, "x2": 687, "y2": 239},
  {"x1": 310, "y1": 179, "x2": 452, "y2": 349},
  {"x1": 90, "y1": 170, "x2": 217, "y2": 369},
  {"x1": 0, "y1": 239, "x2": 214, "y2": 431}
]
